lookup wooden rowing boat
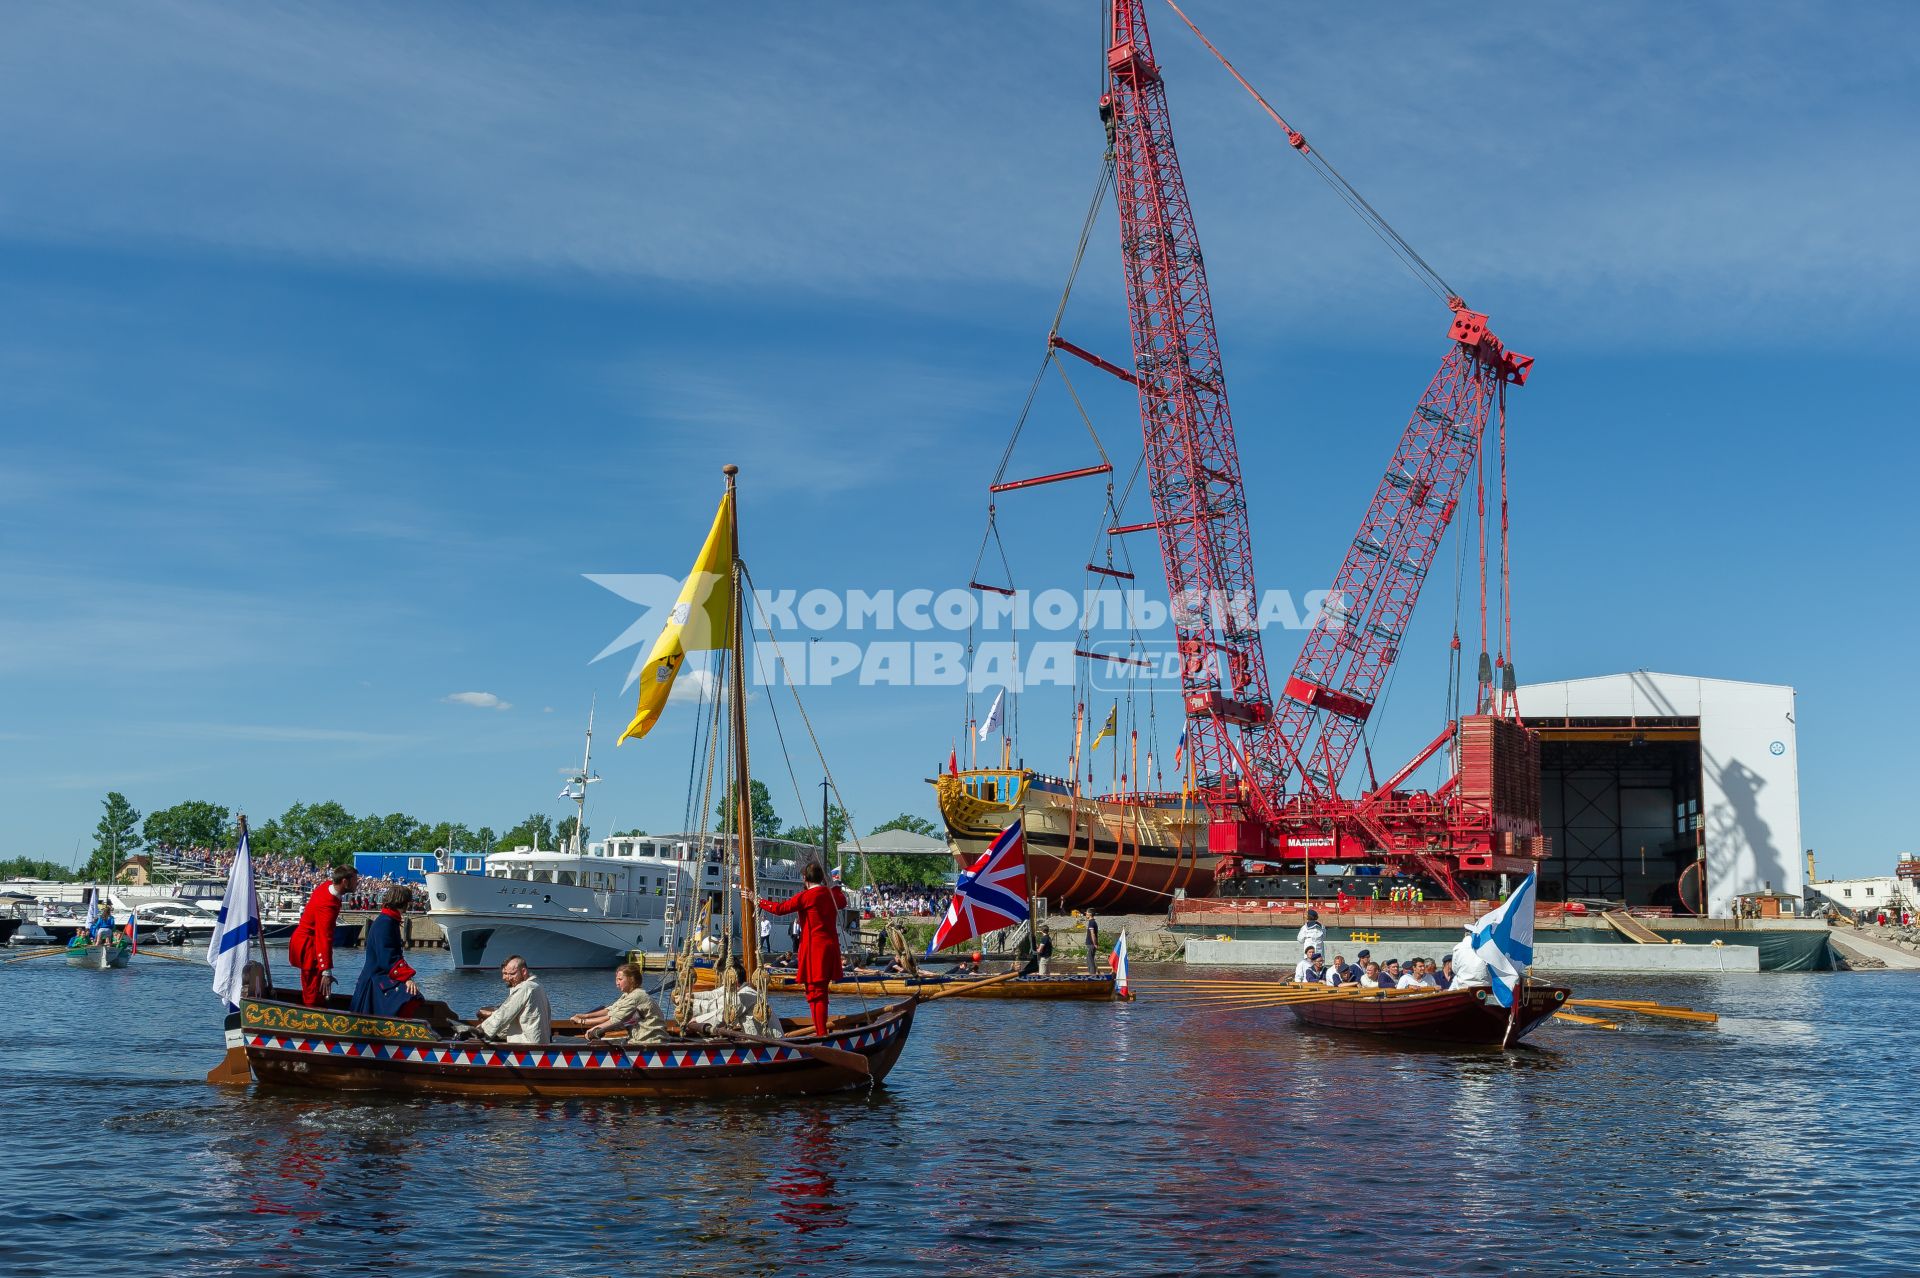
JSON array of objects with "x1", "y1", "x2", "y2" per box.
[
  {"x1": 236, "y1": 989, "x2": 914, "y2": 1098},
  {"x1": 1288, "y1": 982, "x2": 1569, "y2": 1046},
  {"x1": 694, "y1": 966, "x2": 1117, "y2": 1000},
  {"x1": 66, "y1": 944, "x2": 132, "y2": 970}
]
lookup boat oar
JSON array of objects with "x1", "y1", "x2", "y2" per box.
[
  {"x1": 711, "y1": 1027, "x2": 870, "y2": 1076},
  {"x1": 1567, "y1": 998, "x2": 1717, "y2": 1024},
  {"x1": 133, "y1": 949, "x2": 205, "y2": 964},
  {"x1": 912, "y1": 969, "x2": 1026, "y2": 1003},
  {"x1": 1552, "y1": 1011, "x2": 1621, "y2": 1030},
  {"x1": 3, "y1": 947, "x2": 71, "y2": 963}
]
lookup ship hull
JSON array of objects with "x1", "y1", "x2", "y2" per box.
[{"x1": 936, "y1": 772, "x2": 1213, "y2": 914}]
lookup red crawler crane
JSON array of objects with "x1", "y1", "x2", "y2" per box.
[{"x1": 1046, "y1": 0, "x2": 1544, "y2": 902}]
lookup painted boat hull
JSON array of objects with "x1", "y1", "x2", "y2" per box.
[
  {"x1": 66, "y1": 945, "x2": 132, "y2": 969},
  {"x1": 936, "y1": 772, "x2": 1213, "y2": 914},
  {"x1": 1288, "y1": 983, "x2": 1569, "y2": 1046},
  {"x1": 237, "y1": 992, "x2": 914, "y2": 1099}
]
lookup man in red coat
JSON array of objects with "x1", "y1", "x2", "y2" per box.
[
  {"x1": 759, "y1": 862, "x2": 846, "y2": 1037},
  {"x1": 288, "y1": 865, "x2": 358, "y2": 1006}
]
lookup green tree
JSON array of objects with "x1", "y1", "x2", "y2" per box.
[
  {"x1": 275, "y1": 800, "x2": 359, "y2": 865},
  {"x1": 716, "y1": 780, "x2": 782, "y2": 841},
  {"x1": 872, "y1": 812, "x2": 938, "y2": 838},
  {"x1": 783, "y1": 805, "x2": 850, "y2": 858},
  {"x1": 247, "y1": 816, "x2": 287, "y2": 858},
  {"x1": 474, "y1": 826, "x2": 497, "y2": 853},
  {"x1": 843, "y1": 811, "x2": 949, "y2": 888},
  {"x1": 0, "y1": 856, "x2": 77, "y2": 881},
  {"x1": 612, "y1": 828, "x2": 647, "y2": 838},
  {"x1": 496, "y1": 813, "x2": 557, "y2": 851},
  {"x1": 848, "y1": 852, "x2": 953, "y2": 890},
  {"x1": 555, "y1": 815, "x2": 590, "y2": 850},
  {"x1": 142, "y1": 800, "x2": 232, "y2": 851},
  {"x1": 87, "y1": 792, "x2": 143, "y2": 879}
]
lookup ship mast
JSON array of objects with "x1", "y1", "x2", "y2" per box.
[
  {"x1": 563, "y1": 697, "x2": 600, "y2": 855},
  {"x1": 725, "y1": 464, "x2": 759, "y2": 979}
]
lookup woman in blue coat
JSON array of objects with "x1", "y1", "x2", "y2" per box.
[{"x1": 352, "y1": 885, "x2": 424, "y2": 1017}]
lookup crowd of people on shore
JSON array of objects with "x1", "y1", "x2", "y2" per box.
[
  {"x1": 854, "y1": 884, "x2": 939, "y2": 918},
  {"x1": 154, "y1": 844, "x2": 425, "y2": 912}
]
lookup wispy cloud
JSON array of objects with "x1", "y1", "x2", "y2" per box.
[
  {"x1": 0, "y1": 4, "x2": 1907, "y2": 342},
  {"x1": 443, "y1": 691, "x2": 511, "y2": 711}
]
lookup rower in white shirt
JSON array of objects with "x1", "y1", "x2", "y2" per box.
[{"x1": 474, "y1": 955, "x2": 552, "y2": 1044}]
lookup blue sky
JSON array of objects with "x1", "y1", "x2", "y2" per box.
[{"x1": 0, "y1": 2, "x2": 1913, "y2": 877}]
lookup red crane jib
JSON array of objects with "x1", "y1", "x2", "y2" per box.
[
  {"x1": 1097, "y1": 0, "x2": 1541, "y2": 902},
  {"x1": 1102, "y1": 0, "x2": 1284, "y2": 818}
]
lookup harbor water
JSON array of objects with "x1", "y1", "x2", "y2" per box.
[{"x1": 2, "y1": 950, "x2": 1914, "y2": 1276}]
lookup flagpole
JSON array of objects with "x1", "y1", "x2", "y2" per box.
[
  {"x1": 1501, "y1": 969, "x2": 1527, "y2": 1049},
  {"x1": 239, "y1": 813, "x2": 273, "y2": 994}
]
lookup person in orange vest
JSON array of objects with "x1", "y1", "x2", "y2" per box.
[
  {"x1": 288, "y1": 865, "x2": 358, "y2": 1006},
  {"x1": 758, "y1": 861, "x2": 847, "y2": 1038}
]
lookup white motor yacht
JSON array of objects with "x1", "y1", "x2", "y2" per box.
[{"x1": 428, "y1": 833, "x2": 805, "y2": 969}]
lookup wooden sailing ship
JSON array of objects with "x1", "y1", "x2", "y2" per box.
[
  {"x1": 218, "y1": 466, "x2": 923, "y2": 1099},
  {"x1": 936, "y1": 769, "x2": 1211, "y2": 914}
]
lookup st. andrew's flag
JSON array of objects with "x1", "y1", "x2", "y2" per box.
[
  {"x1": 928, "y1": 820, "x2": 1030, "y2": 953},
  {"x1": 209, "y1": 827, "x2": 262, "y2": 1010},
  {"x1": 1460, "y1": 871, "x2": 1537, "y2": 1008}
]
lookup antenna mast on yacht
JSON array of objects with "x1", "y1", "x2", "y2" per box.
[{"x1": 563, "y1": 697, "x2": 601, "y2": 855}]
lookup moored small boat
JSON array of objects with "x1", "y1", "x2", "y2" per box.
[
  {"x1": 1287, "y1": 981, "x2": 1568, "y2": 1046},
  {"x1": 235, "y1": 990, "x2": 913, "y2": 1099}
]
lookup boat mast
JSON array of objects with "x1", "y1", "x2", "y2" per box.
[
  {"x1": 725, "y1": 464, "x2": 759, "y2": 979},
  {"x1": 566, "y1": 697, "x2": 599, "y2": 855}
]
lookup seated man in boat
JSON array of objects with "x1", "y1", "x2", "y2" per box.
[
  {"x1": 1291, "y1": 946, "x2": 1319, "y2": 983},
  {"x1": 471, "y1": 955, "x2": 551, "y2": 1044},
  {"x1": 1359, "y1": 960, "x2": 1387, "y2": 989},
  {"x1": 1436, "y1": 955, "x2": 1456, "y2": 989},
  {"x1": 576, "y1": 962, "x2": 667, "y2": 1044},
  {"x1": 1326, "y1": 953, "x2": 1360, "y2": 986},
  {"x1": 1379, "y1": 958, "x2": 1404, "y2": 986}
]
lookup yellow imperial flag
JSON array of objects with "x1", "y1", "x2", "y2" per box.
[
  {"x1": 1090, "y1": 703, "x2": 1117, "y2": 751},
  {"x1": 618, "y1": 490, "x2": 734, "y2": 744}
]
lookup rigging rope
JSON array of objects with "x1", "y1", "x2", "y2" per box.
[{"x1": 1157, "y1": 0, "x2": 1456, "y2": 307}]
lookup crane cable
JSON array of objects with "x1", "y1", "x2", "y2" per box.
[{"x1": 1158, "y1": 0, "x2": 1457, "y2": 308}]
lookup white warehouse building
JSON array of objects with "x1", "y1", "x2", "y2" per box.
[{"x1": 1516, "y1": 672, "x2": 1801, "y2": 919}]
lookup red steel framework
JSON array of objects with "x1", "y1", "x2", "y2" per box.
[
  {"x1": 1089, "y1": 0, "x2": 1541, "y2": 900},
  {"x1": 1099, "y1": 0, "x2": 1285, "y2": 816}
]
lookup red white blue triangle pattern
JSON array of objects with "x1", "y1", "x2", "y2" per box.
[{"x1": 244, "y1": 1022, "x2": 893, "y2": 1071}]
